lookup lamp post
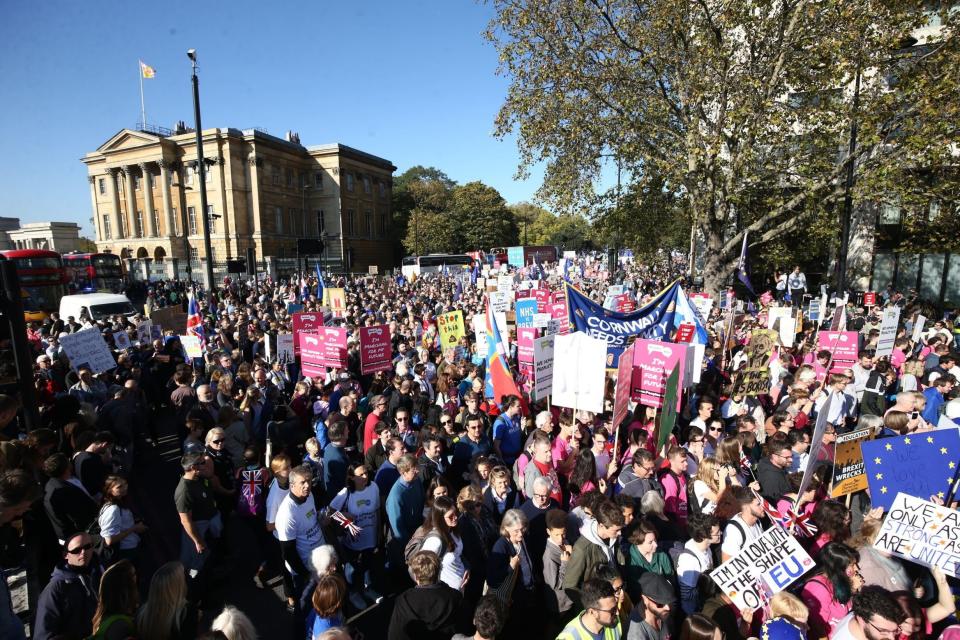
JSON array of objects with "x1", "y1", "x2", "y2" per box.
[{"x1": 187, "y1": 48, "x2": 215, "y2": 299}]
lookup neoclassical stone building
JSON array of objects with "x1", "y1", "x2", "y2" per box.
[{"x1": 81, "y1": 126, "x2": 396, "y2": 280}]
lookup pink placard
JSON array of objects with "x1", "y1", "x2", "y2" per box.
[
  {"x1": 615, "y1": 294, "x2": 635, "y2": 313},
  {"x1": 515, "y1": 289, "x2": 530, "y2": 299},
  {"x1": 517, "y1": 327, "x2": 539, "y2": 366},
  {"x1": 818, "y1": 331, "x2": 859, "y2": 373},
  {"x1": 292, "y1": 311, "x2": 324, "y2": 355},
  {"x1": 299, "y1": 327, "x2": 347, "y2": 374},
  {"x1": 360, "y1": 325, "x2": 393, "y2": 375},
  {"x1": 533, "y1": 289, "x2": 551, "y2": 313},
  {"x1": 631, "y1": 339, "x2": 686, "y2": 410},
  {"x1": 551, "y1": 290, "x2": 566, "y2": 305},
  {"x1": 549, "y1": 301, "x2": 569, "y2": 334},
  {"x1": 613, "y1": 342, "x2": 636, "y2": 432}
]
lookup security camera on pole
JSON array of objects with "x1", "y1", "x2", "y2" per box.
[{"x1": 187, "y1": 48, "x2": 216, "y2": 299}]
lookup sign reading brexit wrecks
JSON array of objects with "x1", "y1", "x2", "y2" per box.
[
  {"x1": 710, "y1": 526, "x2": 815, "y2": 612},
  {"x1": 874, "y1": 493, "x2": 960, "y2": 579}
]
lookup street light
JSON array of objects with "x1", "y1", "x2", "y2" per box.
[{"x1": 188, "y1": 48, "x2": 215, "y2": 299}]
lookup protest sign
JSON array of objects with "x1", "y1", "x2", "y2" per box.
[
  {"x1": 515, "y1": 299, "x2": 538, "y2": 328},
  {"x1": 497, "y1": 275, "x2": 514, "y2": 292},
  {"x1": 863, "y1": 292, "x2": 877, "y2": 307},
  {"x1": 817, "y1": 331, "x2": 859, "y2": 374},
  {"x1": 874, "y1": 307, "x2": 901, "y2": 358},
  {"x1": 180, "y1": 334, "x2": 203, "y2": 359},
  {"x1": 299, "y1": 327, "x2": 348, "y2": 377},
  {"x1": 549, "y1": 301, "x2": 569, "y2": 334},
  {"x1": 767, "y1": 307, "x2": 793, "y2": 331},
  {"x1": 150, "y1": 325, "x2": 163, "y2": 341},
  {"x1": 615, "y1": 294, "x2": 636, "y2": 313},
  {"x1": 136, "y1": 320, "x2": 152, "y2": 344},
  {"x1": 507, "y1": 247, "x2": 524, "y2": 267},
  {"x1": 912, "y1": 315, "x2": 926, "y2": 343},
  {"x1": 657, "y1": 367, "x2": 680, "y2": 451},
  {"x1": 489, "y1": 292, "x2": 510, "y2": 313},
  {"x1": 292, "y1": 311, "x2": 324, "y2": 355},
  {"x1": 861, "y1": 428, "x2": 960, "y2": 511},
  {"x1": 551, "y1": 332, "x2": 606, "y2": 413},
  {"x1": 685, "y1": 343, "x2": 705, "y2": 387},
  {"x1": 831, "y1": 429, "x2": 871, "y2": 497},
  {"x1": 532, "y1": 313, "x2": 552, "y2": 330},
  {"x1": 286, "y1": 303, "x2": 303, "y2": 314},
  {"x1": 359, "y1": 325, "x2": 393, "y2": 375},
  {"x1": 532, "y1": 334, "x2": 555, "y2": 402},
  {"x1": 514, "y1": 289, "x2": 530, "y2": 300},
  {"x1": 675, "y1": 323, "x2": 696, "y2": 343},
  {"x1": 807, "y1": 299, "x2": 821, "y2": 322},
  {"x1": 475, "y1": 277, "x2": 486, "y2": 290},
  {"x1": 437, "y1": 311, "x2": 465, "y2": 349},
  {"x1": 710, "y1": 526, "x2": 815, "y2": 612},
  {"x1": 325, "y1": 288, "x2": 346, "y2": 319},
  {"x1": 60, "y1": 328, "x2": 116, "y2": 374},
  {"x1": 517, "y1": 327, "x2": 539, "y2": 366},
  {"x1": 874, "y1": 493, "x2": 960, "y2": 578},
  {"x1": 689, "y1": 293, "x2": 714, "y2": 323},
  {"x1": 778, "y1": 317, "x2": 797, "y2": 347},
  {"x1": 533, "y1": 288, "x2": 551, "y2": 312},
  {"x1": 732, "y1": 329, "x2": 778, "y2": 396},
  {"x1": 551, "y1": 290, "x2": 566, "y2": 304},
  {"x1": 473, "y1": 314, "x2": 488, "y2": 358},
  {"x1": 631, "y1": 339, "x2": 687, "y2": 410},
  {"x1": 607, "y1": 285, "x2": 625, "y2": 297},
  {"x1": 368, "y1": 265, "x2": 379, "y2": 275},
  {"x1": 113, "y1": 331, "x2": 131, "y2": 351},
  {"x1": 276, "y1": 334, "x2": 295, "y2": 364},
  {"x1": 613, "y1": 342, "x2": 636, "y2": 431}
]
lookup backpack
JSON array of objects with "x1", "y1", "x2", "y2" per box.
[
  {"x1": 686, "y1": 479, "x2": 709, "y2": 517},
  {"x1": 404, "y1": 526, "x2": 441, "y2": 563},
  {"x1": 86, "y1": 613, "x2": 134, "y2": 640}
]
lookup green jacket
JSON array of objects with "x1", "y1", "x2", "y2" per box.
[
  {"x1": 622, "y1": 546, "x2": 673, "y2": 602},
  {"x1": 557, "y1": 611, "x2": 622, "y2": 640},
  {"x1": 562, "y1": 522, "x2": 625, "y2": 608}
]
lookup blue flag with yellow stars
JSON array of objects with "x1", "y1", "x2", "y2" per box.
[{"x1": 861, "y1": 429, "x2": 960, "y2": 511}]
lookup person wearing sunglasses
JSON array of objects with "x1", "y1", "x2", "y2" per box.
[
  {"x1": 34, "y1": 531, "x2": 104, "y2": 640},
  {"x1": 204, "y1": 427, "x2": 236, "y2": 514}
]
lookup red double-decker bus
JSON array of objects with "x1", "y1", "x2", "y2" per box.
[
  {"x1": 62, "y1": 252, "x2": 125, "y2": 293},
  {"x1": 0, "y1": 249, "x2": 69, "y2": 322}
]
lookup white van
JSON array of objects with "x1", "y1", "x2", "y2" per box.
[{"x1": 59, "y1": 293, "x2": 139, "y2": 322}]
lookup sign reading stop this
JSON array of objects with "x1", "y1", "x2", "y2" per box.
[{"x1": 863, "y1": 292, "x2": 877, "y2": 306}]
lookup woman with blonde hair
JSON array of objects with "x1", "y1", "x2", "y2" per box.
[
  {"x1": 692, "y1": 457, "x2": 729, "y2": 514},
  {"x1": 136, "y1": 561, "x2": 198, "y2": 640}
]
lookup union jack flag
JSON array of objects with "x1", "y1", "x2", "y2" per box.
[
  {"x1": 238, "y1": 467, "x2": 266, "y2": 516},
  {"x1": 752, "y1": 489, "x2": 818, "y2": 537},
  {"x1": 186, "y1": 289, "x2": 205, "y2": 349}
]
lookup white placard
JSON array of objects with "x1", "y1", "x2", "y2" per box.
[
  {"x1": 551, "y1": 332, "x2": 606, "y2": 413},
  {"x1": 60, "y1": 328, "x2": 117, "y2": 374},
  {"x1": 912, "y1": 315, "x2": 927, "y2": 343},
  {"x1": 532, "y1": 335, "x2": 555, "y2": 401},
  {"x1": 690, "y1": 294, "x2": 714, "y2": 323},
  {"x1": 778, "y1": 317, "x2": 797, "y2": 347},
  {"x1": 497, "y1": 275, "x2": 513, "y2": 293},
  {"x1": 494, "y1": 311, "x2": 510, "y2": 346},
  {"x1": 136, "y1": 320, "x2": 152, "y2": 345},
  {"x1": 277, "y1": 334, "x2": 295, "y2": 365},
  {"x1": 685, "y1": 343, "x2": 705, "y2": 386},
  {"x1": 767, "y1": 306, "x2": 794, "y2": 331},
  {"x1": 113, "y1": 331, "x2": 131, "y2": 351},
  {"x1": 532, "y1": 313, "x2": 552, "y2": 329},
  {"x1": 874, "y1": 493, "x2": 960, "y2": 579},
  {"x1": 875, "y1": 307, "x2": 901, "y2": 358},
  {"x1": 489, "y1": 292, "x2": 510, "y2": 313},
  {"x1": 563, "y1": 250, "x2": 576, "y2": 260},
  {"x1": 180, "y1": 334, "x2": 203, "y2": 359},
  {"x1": 473, "y1": 314, "x2": 488, "y2": 358}
]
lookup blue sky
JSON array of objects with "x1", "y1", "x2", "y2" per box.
[{"x1": 0, "y1": 0, "x2": 547, "y2": 237}]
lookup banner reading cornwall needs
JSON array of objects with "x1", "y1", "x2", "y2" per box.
[{"x1": 565, "y1": 280, "x2": 707, "y2": 369}]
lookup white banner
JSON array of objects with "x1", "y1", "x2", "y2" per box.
[
  {"x1": 874, "y1": 493, "x2": 960, "y2": 578},
  {"x1": 60, "y1": 328, "x2": 117, "y2": 374},
  {"x1": 551, "y1": 332, "x2": 606, "y2": 413},
  {"x1": 532, "y1": 335, "x2": 555, "y2": 401},
  {"x1": 473, "y1": 314, "x2": 488, "y2": 358},
  {"x1": 874, "y1": 307, "x2": 901, "y2": 358}
]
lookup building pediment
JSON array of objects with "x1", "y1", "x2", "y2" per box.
[{"x1": 96, "y1": 129, "x2": 162, "y2": 153}]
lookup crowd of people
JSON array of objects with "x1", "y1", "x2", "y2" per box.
[{"x1": 0, "y1": 250, "x2": 958, "y2": 640}]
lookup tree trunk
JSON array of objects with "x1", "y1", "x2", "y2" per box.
[{"x1": 700, "y1": 221, "x2": 734, "y2": 296}]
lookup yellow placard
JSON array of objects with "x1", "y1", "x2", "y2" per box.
[
  {"x1": 437, "y1": 310, "x2": 465, "y2": 349},
  {"x1": 325, "y1": 288, "x2": 346, "y2": 318}
]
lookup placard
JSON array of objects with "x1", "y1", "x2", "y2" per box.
[
  {"x1": 113, "y1": 331, "x2": 131, "y2": 351},
  {"x1": 292, "y1": 311, "x2": 325, "y2": 355},
  {"x1": 861, "y1": 428, "x2": 960, "y2": 511},
  {"x1": 817, "y1": 331, "x2": 859, "y2": 374},
  {"x1": 517, "y1": 327, "x2": 539, "y2": 367},
  {"x1": 778, "y1": 317, "x2": 797, "y2": 347},
  {"x1": 359, "y1": 325, "x2": 393, "y2": 375},
  {"x1": 489, "y1": 292, "x2": 510, "y2": 314},
  {"x1": 807, "y1": 299, "x2": 821, "y2": 322},
  {"x1": 551, "y1": 332, "x2": 606, "y2": 413},
  {"x1": 912, "y1": 315, "x2": 926, "y2": 343},
  {"x1": 631, "y1": 339, "x2": 687, "y2": 410},
  {"x1": 675, "y1": 323, "x2": 696, "y2": 343},
  {"x1": 136, "y1": 320, "x2": 152, "y2": 345},
  {"x1": 325, "y1": 288, "x2": 346, "y2": 319},
  {"x1": 689, "y1": 293, "x2": 714, "y2": 323},
  {"x1": 276, "y1": 334, "x2": 295, "y2": 365},
  {"x1": 437, "y1": 311, "x2": 465, "y2": 349},
  {"x1": 299, "y1": 327, "x2": 348, "y2": 376},
  {"x1": 150, "y1": 325, "x2": 163, "y2": 341},
  {"x1": 497, "y1": 275, "x2": 514, "y2": 293},
  {"x1": 532, "y1": 313, "x2": 552, "y2": 329},
  {"x1": 549, "y1": 301, "x2": 569, "y2": 334},
  {"x1": 874, "y1": 307, "x2": 901, "y2": 358},
  {"x1": 767, "y1": 307, "x2": 794, "y2": 331},
  {"x1": 863, "y1": 292, "x2": 877, "y2": 306},
  {"x1": 180, "y1": 334, "x2": 204, "y2": 359},
  {"x1": 533, "y1": 288, "x2": 551, "y2": 312},
  {"x1": 60, "y1": 328, "x2": 117, "y2": 374},
  {"x1": 831, "y1": 429, "x2": 871, "y2": 497},
  {"x1": 710, "y1": 526, "x2": 815, "y2": 613},
  {"x1": 732, "y1": 329, "x2": 778, "y2": 396},
  {"x1": 515, "y1": 299, "x2": 538, "y2": 328},
  {"x1": 473, "y1": 314, "x2": 488, "y2": 358},
  {"x1": 149, "y1": 306, "x2": 188, "y2": 334},
  {"x1": 612, "y1": 342, "x2": 636, "y2": 430},
  {"x1": 873, "y1": 493, "x2": 960, "y2": 578},
  {"x1": 368, "y1": 265, "x2": 379, "y2": 275}
]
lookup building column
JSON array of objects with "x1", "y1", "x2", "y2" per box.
[
  {"x1": 109, "y1": 168, "x2": 123, "y2": 240},
  {"x1": 140, "y1": 162, "x2": 158, "y2": 237},
  {"x1": 88, "y1": 176, "x2": 103, "y2": 242},
  {"x1": 158, "y1": 159, "x2": 175, "y2": 238},
  {"x1": 124, "y1": 166, "x2": 138, "y2": 237},
  {"x1": 247, "y1": 154, "x2": 262, "y2": 240}
]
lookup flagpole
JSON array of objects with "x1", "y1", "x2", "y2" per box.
[{"x1": 138, "y1": 60, "x2": 146, "y2": 126}]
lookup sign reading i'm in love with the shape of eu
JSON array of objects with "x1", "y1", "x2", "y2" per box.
[{"x1": 861, "y1": 428, "x2": 960, "y2": 511}]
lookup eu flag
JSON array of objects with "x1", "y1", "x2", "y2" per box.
[{"x1": 861, "y1": 429, "x2": 960, "y2": 511}]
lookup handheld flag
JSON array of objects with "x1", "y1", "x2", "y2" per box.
[
  {"x1": 186, "y1": 289, "x2": 206, "y2": 350},
  {"x1": 315, "y1": 262, "x2": 325, "y2": 302},
  {"x1": 483, "y1": 296, "x2": 524, "y2": 409},
  {"x1": 737, "y1": 232, "x2": 756, "y2": 296}
]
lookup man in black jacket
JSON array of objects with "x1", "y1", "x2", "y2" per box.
[
  {"x1": 388, "y1": 550, "x2": 462, "y2": 640},
  {"x1": 34, "y1": 531, "x2": 103, "y2": 640},
  {"x1": 42, "y1": 454, "x2": 98, "y2": 545},
  {"x1": 756, "y1": 437, "x2": 793, "y2": 504}
]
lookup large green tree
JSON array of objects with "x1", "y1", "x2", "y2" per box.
[
  {"x1": 451, "y1": 181, "x2": 519, "y2": 249},
  {"x1": 510, "y1": 202, "x2": 594, "y2": 249},
  {"x1": 486, "y1": 1, "x2": 960, "y2": 293},
  {"x1": 393, "y1": 166, "x2": 457, "y2": 255}
]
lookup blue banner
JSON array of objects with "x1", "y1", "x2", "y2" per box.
[
  {"x1": 861, "y1": 429, "x2": 960, "y2": 511},
  {"x1": 565, "y1": 280, "x2": 706, "y2": 368},
  {"x1": 515, "y1": 299, "x2": 537, "y2": 328},
  {"x1": 507, "y1": 246, "x2": 524, "y2": 267}
]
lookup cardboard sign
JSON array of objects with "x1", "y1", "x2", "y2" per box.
[
  {"x1": 437, "y1": 311, "x2": 465, "y2": 349},
  {"x1": 149, "y1": 305, "x2": 188, "y2": 334},
  {"x1": 292, "y1": 311, "x2": 324, "y2": 355},
  {"x1": 551, "y1": 332, "x2": 606, "y2": 413},
  {"x1": 912, "y1": 315, "x2": 926, "y2": 343},
  {"x1": 180, "y1": 334, "x2": 204, "y2": 359},
  {"x1": 675, "y1": 323, "x2": 696, "y2": 343},
  {"x1": 817, "y1": 331, "x2": 859, "y2": 374},
  {"x1": 299, "y1": 327, "x2": 347, "y2": 376},
  {"x1": 613, "y1": 342, "x2": 636, "y2": 430},
  {"x1": 325, "y1": 288, "x2": 346, "y2": 319},
  {"x1": 113, "y1": 331, "x2": 131, "y2": 351},
  {"x1": 732, "y1": 329, "x2": 778, "y2": 396},
  {"x1": 60, "y1": 328, "x2": 116, "y2": 374},
  {"x1": 861, "y1": 428, "x2": 960, "y2": 511},
  {"x1": 276, "y1": 334, "x2": 295, "y2": 365},
  {"x1": 359, "y1": 325, "x2": 393, "y2": 375},
  {"x1": 532, "y1": 334, "x2": 555, "y2": 402},
  {"x1": 489, "y1": 292, "x2": 511, "y2": 313},
  {"x1": 863, "y1": 292, "x2": 877, "y2": 306},
  {"x1": 631, "y1": 339, "x2": 687, "y2": 410},
  {"x1": 136, "y1": 320, "x2": 152, "y2": 345},
  {"x1": 473, "y1": 314, "x2": 488, "y2": 358},
  {"x1": 874, "y1": 307, "x2": 901, "y2": 358},
  {"x1": 710, "y1": 526, "x2": 815, "y2": 613},
  {"x1": 874, "y1": 493, "x2": 960, "y2": 578},
  {"x1": 832, "y1": 429, "x2": 871, "y2": 497},
  {"x1": 515, "y1": 299, "x2": 538, "y2": 328}
]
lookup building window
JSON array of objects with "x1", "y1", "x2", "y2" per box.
[
  {"x1": 363, "y1": 175, "x2": 371, "y2": 194},
  {"x1": 285, "y1": 168, "x2": 293, "y2": 188},
  {"x1": 209, "y1": 247, "x2": 216, "y2": 262},
  {"x1": 98, "y1": 178, "x2": 106, "y2": 195},
  {"x1": 185, "y1": 166, "x2": 194, "y2": 187},
  {"x1": 879, "y1": 201, "x2": 901, "y2": 225},
  {"x1": 205, "y1": 165, "x2": 212, "y2": 183},
  {"x1": 272, "y1": 166, "x2": 281, "y2": 186},
  {"x1": 365, "y1": 210, "x2": 373, "y2": 238},
  {"x1": 317, "y1": 210, "x2": 325, "y2": 235},
  {"x1": 188, "y1": 206, "x2": 198, "y2": 235},
  {"x1": 152, "y1": 209, "x2": 161, "y2": 236},
  {"x1": 206, "y1": 205, "x2": 216, "y2": 232},
  {"x1": 190, "y1": 247, "x2": 199, "y2": 262},
  {"x1": 275, "y1": 206, "x2": 283, "y2": 233},
  {"x1": 289, "y1": 208, "x2": 298, "y2": 235},
  {"x1": 314, "y1": 172, "x2": 324, "y2": 190},
  {"x1": 379, "y1": 212, "x2": 387, "y2": 237},
  {"x1": 345, "y1": 209, "x2": 355, "y2": 235},
  {"x1": 135, "y1": 210, "x2": 144, "y2": 237},
  {"x1": 379, "y1": 181, "x2": 386, "y2": 199},
  {"x1": 120, "y1": 214, "x2": 128, "y2": 238},
  {"x1": 102, "y1": 215, "x2": 111, "y2": 240},
  {"x1": 299, "y1": 171, "x2": 307, "y2": 188},
  {"x1": 346, "y1": 173, "x2": 354, "y2": 192}
]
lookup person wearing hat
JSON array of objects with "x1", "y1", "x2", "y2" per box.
[
  {"x1": 626, "y1": 572, "x2": 675, "y2": 640},
  {"x1": 557, "y1": 577, "x2": 623, "y2": 640}
]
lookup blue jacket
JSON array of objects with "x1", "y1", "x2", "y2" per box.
[
  {"x1": 922, "y1": 386, "x2": 945, "y2": 424},
  {"x1": 385, "y1": 477, "x2": 425, "y2": 542},
  {"x1": 322, "y1": 443, "x2": 349, "y2": 503},
  {"x1": 34, "y1": 563, "x2": 102, "y2": 640}
]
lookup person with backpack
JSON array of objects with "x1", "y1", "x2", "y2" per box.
[
  {"x1": 562, "y1": 499, "x2": 625, "y2": 608},
  {"x1": 658, "y1": 447, "x2": 690, "y2": 530},
  {"x1": 674, "y1": 513, "x2": 719, "y2": 615},
  {"x1": 34, "y1": 531, "x2": 104, "y2": 640},
  {"x1": 719, "y1": 486, "x2": 765, "y2": 562},
  {"x1": 615, "y1": 449, "x2": 661, "y2": 504},
  {"x1": 88, "y1": 559, "x2": 138, "y2": 640}
]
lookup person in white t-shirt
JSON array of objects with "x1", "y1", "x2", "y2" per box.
[
  {"x1": 328, "y1": 462, "x2": 380, "y2": 601},
  {"x1": 418, "y1": 495, "x2": 469, "y2": 591},
  {"x1": 720, "y1": 486, "x2": 765, "y2": 562},
  {"x1": 275, "y1": 464, "x2": 327, "y2": 599},
  {"x1": 677, "y1": 513, "x2": 720, "y2": 615},
  {"x1": 830, "y1": 586, "x2": 906, "y2": 640}
]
